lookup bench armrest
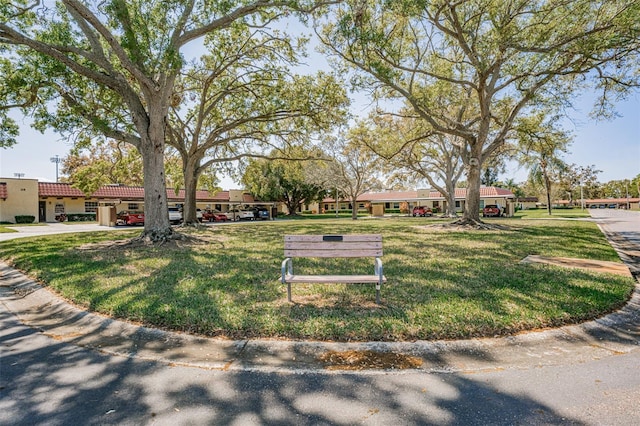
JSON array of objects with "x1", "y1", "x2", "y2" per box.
[
  {"x1": 375, "y1": 257, "x2": 383, "y2": 282},
  {"x1": 281, "y1": 257, "x2": 292, "y2": 283}
]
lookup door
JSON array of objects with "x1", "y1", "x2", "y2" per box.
[{"x1": 39, "y1": 201, "x2": 46, "y2": 223}]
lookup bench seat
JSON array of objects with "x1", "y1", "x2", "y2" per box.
[{"x1": 283, "y1": 274, "x2": 387, "y2": 284}]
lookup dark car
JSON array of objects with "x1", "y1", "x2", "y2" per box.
[
  {"x1": 412, "y1": 206, "x2": 433, "y2": 217},
  {"x1": 251, "y1": 207, "x2": 270, "y2": 220},
  {"x1": 482, "y1": 204, "x2": 503, "y2": 217},
  {"x1": 201, "y1": 209, "x2": 227, "y2": 222}
]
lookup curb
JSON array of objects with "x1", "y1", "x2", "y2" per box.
[{"x1": 2, "y1": 261, "x2": 639, "y2": 375}]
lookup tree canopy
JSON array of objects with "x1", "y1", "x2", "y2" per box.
[
  {"x1": 318, "y1": 0, "x2": 640, "y2": 225},
  {"x1": 0, "y1": 0, "x2": 337, "y2": 240}
]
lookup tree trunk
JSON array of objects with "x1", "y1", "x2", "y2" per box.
[
  {"x1": 351, "y1": 196, "x2": 358, "y2": 220},
  {"x1": 544, "y1": 173, "x2": 553, "y2": 215},
  {"x1": 445, "y1": 180, "x2": 458, "y2": 218},
  {"x1": 140, "y1": 128, "x2": 172, "y2": 239},
  {"x1": 462, "y1": 161, "x2": 482, "y2": 222},
  {"x1": 182, "y1": 157, "x2": 201, "y2": 225}
]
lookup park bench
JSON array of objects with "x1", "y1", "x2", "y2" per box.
[{"x1": 281, "y1": 234, "x2": 387, "y2": 304}]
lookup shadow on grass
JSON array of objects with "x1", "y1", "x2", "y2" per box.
[{"x1": 0, "y1": 219, "x2": 634, "y2": 341}]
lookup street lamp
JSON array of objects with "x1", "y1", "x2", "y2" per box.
[{"x1": 50, "y1": 155, "x2": 62, "y2": 182}]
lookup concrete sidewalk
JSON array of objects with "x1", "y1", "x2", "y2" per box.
[{"x1": 1, "y1": 212, "x2": 639, "y2": 374}]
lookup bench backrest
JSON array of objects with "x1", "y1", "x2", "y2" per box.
[{"x1": 284, "y1": 234, "x2": 383, "y2": 258}]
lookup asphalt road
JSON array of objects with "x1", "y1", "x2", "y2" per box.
[{"x1": 1, "y1": 211, "x2": 639, "y2": 425}]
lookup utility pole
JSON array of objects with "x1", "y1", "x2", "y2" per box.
[
  {"x1": 626, "y1": 179, "x2": 630, "y2": 210},
  {"x1": 50, "y1": 155, "x2": 62, "y2": 182}
]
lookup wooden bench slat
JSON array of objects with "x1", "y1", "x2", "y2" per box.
[
  {"x1": 285, "y1": 241, "x2": 383, "y2": 250},
  {"x1": 284, "y1": 249, "x2": 383, "y2": 258},
  {"x1": 285, "y1": 234, "x2": 382, "y2": 242},
  {"x1": 284, "y1": 274, "x2": 387, "y2": 284}
]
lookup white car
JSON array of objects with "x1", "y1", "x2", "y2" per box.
[
  {"x1": 225, "y1": 208, "x2": 254, "y2": 221},
  {"x1": 168, "y1": 207, "x2": 183, "y2": 224}
]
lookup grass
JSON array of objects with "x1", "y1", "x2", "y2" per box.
[
  {"x1": 515, "y1": 208, "x2": 591, "y2": 219},
  {"x1": 0, "y1": 214, "x2": 634, "y2": 342}
]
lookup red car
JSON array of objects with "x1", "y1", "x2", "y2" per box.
[
  {"x1": 201, "y1": 209, "x2": 227, "y2": 222},
  {"x1": 116, "y1": 211, "x2": 145, "y2": 226},
  {"x1": 482, "y1": 204, "x2": 503, "y2": 217},
  {"x1": 412, "y1": 206, "x2": 433, "y2": 217}
]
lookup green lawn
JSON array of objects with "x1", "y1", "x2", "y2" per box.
[
  {"x1": 514, "y1": 208, "x2": 591, "y2": 219},
  {"x1": 0, "y1": 215, "x2": 633, "y2": 341}
]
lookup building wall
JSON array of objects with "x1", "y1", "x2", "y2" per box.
[
  {"x1": 40, "y1": 197, "x2": 97, "y2": 222},
  {"x1": 0, "y1": 178, "x2": 39, "y2": 223}
]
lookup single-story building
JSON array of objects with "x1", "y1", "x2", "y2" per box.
[
  {"x1": 312, "y1": 187, "x2": 517, "y2": 217},
  {"x1": 0, "y1": 177, "x2": 270, "y2": 223}
]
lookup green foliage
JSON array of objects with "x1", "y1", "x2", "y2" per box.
[
  {"x1": 319, "y1": 0, "x2": 640, "y2": 221},
  {"x1": 14, "y1": 215, "x2": 35, "y2": 224},
  {"x1": 242, "y1": 148, "x2": 326, "y2": 214},
  {"x1": 66, "y1": 213, "x2": 97, "y2": 222}
]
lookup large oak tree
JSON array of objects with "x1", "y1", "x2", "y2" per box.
[
  {"x1": 0, "y1": 0, "x2": 336, "y2": 240},
  {"x1": 319, "y1": 0, "x2": 640, "y2": 224}
]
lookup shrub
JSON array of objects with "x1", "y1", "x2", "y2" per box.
[
  {"x1": 15, "y1": 215, "x2": 36, "y2": 224},
  {"x1": 67, "y1": 213, "x2": 97, "y2": 222}
]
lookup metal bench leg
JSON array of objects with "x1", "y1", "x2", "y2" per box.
[{"x1": 287, "y1": 283, "x2": 292, "y2": 302}]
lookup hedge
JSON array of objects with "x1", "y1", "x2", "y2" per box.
[
  {"x1": 67, "y1": 213, "x2": 97, "y2": 222},
  {"x1": 15, "y1": 215, "x2": 36, "y2": 224}
]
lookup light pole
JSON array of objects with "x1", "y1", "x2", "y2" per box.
[{"x1": 50, "y1": 155, "x2": 62, "y2": 182}]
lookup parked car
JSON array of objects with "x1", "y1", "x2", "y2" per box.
[
  {"x1": 482, "y1": 204, "x2": 503, "y2": 217},
  {"x1": 116, "y1": 211, "x2": 145, "y2": 226},
  {"x1": 251, "y1": 207, "x2": 270, "y2": 220},
  {"x1": 412, "y1": 206, "x2": 433, "y2": 217},
  {"x1": 201, "y1": 209, "x2": 227, "y2": 222},
  {"x1": 225, "y1": 208, "x2": 255, "y2": 221},
  {"x1": 168, "y1": 207, "x2": 183, "y2": 224}
]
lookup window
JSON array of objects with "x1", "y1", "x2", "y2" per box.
[
  {"x1": 358, "y1": 203, "x2": 365, "y2": 209},
  {"x1": 128, "y1": 203, "x2": 139, "y2": 210},
  {"x1": 55, "y1": 203, "x2": 65, "y2": 214},
  {"x1": 455, "y1": 201, "x2": 461, "y2": 208},
  {"x1": 479, "y1": 200, "x2": 485, "y2": 208},
  {"x1": 393, "y1": 202, "x2": 400, "y2": 209},
  {"x1": 85, "y1": 201, "x2": 98, "y2": 213}
]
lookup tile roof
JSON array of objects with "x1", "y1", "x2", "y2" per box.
[
  {"x1": 0, "y1": 182, "x2": 7, "y2": 200},
  {"x1": 427, "y1": 187, "x2": 515, "y2": 199},
  {"x1": 92, "y1": 185, "x2": 145, "y2": 199},
  {"x1": 323, "y1": 187, "x2": 515, "y2": 203},
  {"x1": 38, "y1": 182, "x2": 86, "y2": 198},
  {"x1": 37, "y1": 182, "x2": 235, "y2": 202}
]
